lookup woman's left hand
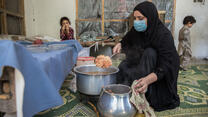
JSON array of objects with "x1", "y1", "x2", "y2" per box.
[
  {"x1": 134, "y1": 77, "x2": 149, "y2": 94},
  {"x1": 134, "y1": 73, "x2": 158, "y2": 94}
]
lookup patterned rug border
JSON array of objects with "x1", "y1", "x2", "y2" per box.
[
  {"x1": 58, "y1": 103, "x2": 96, "y2": 117},
  {"x1": 156, "y1": 107, "x2": 208, "y2": 116}
]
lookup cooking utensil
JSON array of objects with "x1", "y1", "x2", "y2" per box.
[
  {"x1": 73, "y1": 65, "x2": 119, "y2": 95},
  {"x1": 97, "y1": 84, "x2": 137, "y2": 117},
  {"x1": 110, "y1": 53, "x2": 118, "y2": 58}
]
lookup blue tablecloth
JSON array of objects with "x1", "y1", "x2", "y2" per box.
[{"x1": 0, "y1": 40, "x2": 82, "y2": 117}]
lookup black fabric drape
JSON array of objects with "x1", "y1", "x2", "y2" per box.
[{"x1": 118, "y1": 1, "x2": 180, "y2": 111}]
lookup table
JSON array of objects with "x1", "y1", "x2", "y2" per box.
[{"x1": 0, "y1": 40, "x2": 82, "y2": 117}]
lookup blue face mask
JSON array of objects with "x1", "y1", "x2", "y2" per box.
[{"x1": 134, "y1": 20, "x2": 147, "y2": 32}]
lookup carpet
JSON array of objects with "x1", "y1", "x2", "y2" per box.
[
  {"x1": 155, "y1": 65, "x2": 208, "y2": 117},
  {"x1": 35, "y1": 64, "x2": 208, "y2": 117}
]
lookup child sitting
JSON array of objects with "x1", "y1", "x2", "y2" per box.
[{"x1": 60, "y1": 17, "x2": 74, "y2": 41}]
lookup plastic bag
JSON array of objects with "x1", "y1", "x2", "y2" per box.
[
  {"x1": 78, "y1": 47, "x2": 90, "y2": 57},
  {"x1": 78, "y1": 42, "x2": 99, "y2": 57},
  {"x1": 68, "y1": 71, "x2": 77, "y2": 93}
]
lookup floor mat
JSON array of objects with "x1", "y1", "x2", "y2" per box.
[
  {"x1": 155, "y1": 65, "x2": 208, "y2": 117},
  {"x1": 34, "y1": 86, "x2": 96, "y2": 117}
]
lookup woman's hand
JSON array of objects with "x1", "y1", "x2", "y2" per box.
[
  {"x1": 134, "y1": 73, "x2": 158, "y2": 94},
  {"x1": 113, "y1": 43, "x2": 121, "y2": 54},
  {"x1": 134, "y1": 78, "x2": 149, "y2": 94}
]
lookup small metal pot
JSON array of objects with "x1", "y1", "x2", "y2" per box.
[
  {"x1": 97, "y1": 84, "x2": 136, "y2": 117},
  {"x1": 74, "y1": 65, "x2": 119, "y2": 95}
]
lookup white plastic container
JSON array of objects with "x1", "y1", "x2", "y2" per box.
[{"x1": 76, "y1": 56, "x2": 95, "y2": 66}]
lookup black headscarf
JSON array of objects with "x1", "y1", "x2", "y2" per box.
[
  {"x1": 121, "y1": 1, "x2": 165, "y2": 49},
  {"x1": 134, "y1": 1, "x2": 162, "y2": 44}
]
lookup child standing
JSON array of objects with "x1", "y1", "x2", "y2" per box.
[{"x1": 178, "y1": 16, "x2": 196, "y2": 70}]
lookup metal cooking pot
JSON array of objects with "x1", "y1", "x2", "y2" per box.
[
  {"x1": 97, "y1": 84, "x2": 136, "y2": 117},
  {"x1": 73, "y1": 65, "x2": 119, "y2": 95}
]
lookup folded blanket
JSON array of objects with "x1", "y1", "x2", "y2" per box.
[{"x1": 130, "y1": 80, "x2": 156, "y2": 117}]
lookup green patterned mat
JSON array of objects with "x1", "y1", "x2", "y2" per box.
[
  {"x1": 35, "y1": 65, "x2": 208, "y2": 117},
  {"x1": 155, "y1": 65, "x2": 208, "y2": 117}
]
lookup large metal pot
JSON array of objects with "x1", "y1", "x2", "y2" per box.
[
  {"x1": 74, "y1": 65, "x2": 119, "y2": 95},
  {"x1": 97, "y1": 84, "x2": 136, "y2": 117}
]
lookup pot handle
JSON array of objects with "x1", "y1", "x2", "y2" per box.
[{"x1": 99, "y1": 86, "x2": 105, "y2": 98}]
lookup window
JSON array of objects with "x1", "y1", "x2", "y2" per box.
[
  {"x1": 151, "y1": 0, "x2": 176, "y2": 33},
  {"x1": 0, "y1": 0, "x2": 25, "y2": 35},
  {"x1": 76, "y1": 0, "x2": 141, "y2": 41},
  {"x1": 76, "y1": 0, "x2": 176, "y2": 42}
]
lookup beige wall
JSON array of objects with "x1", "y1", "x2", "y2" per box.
[
  {"x1": 24, "y1": 0, "x2": 76, "y2": 39},
  {"x1": 174, "y1": 0, "x2": 208, "y2": 58},
  {"x1": 24, "y1": 0, "x2": 38, "y2": 37}
]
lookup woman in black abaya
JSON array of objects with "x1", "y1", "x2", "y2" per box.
[{"x1": 113, "y1": 1, "x2": 180, "y2": 111}]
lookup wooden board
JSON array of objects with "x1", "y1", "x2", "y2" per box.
[{"x1": 0, "y1": 67, "x2": 16, "y2": 113}]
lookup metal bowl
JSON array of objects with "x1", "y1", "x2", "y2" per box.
[
  {"x1": 48, "y1": 44, "x2": 68, "y2": 51},
  {"x1": 26, "y1": 45, "x2": 48, "y2": 53},
  {"x1": 73, "y1": 65, "x2": 119, "y2": 95}
]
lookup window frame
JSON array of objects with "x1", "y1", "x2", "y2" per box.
[{"x1": 0, "y1": 0, "x2": 25, "y2": 35}]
